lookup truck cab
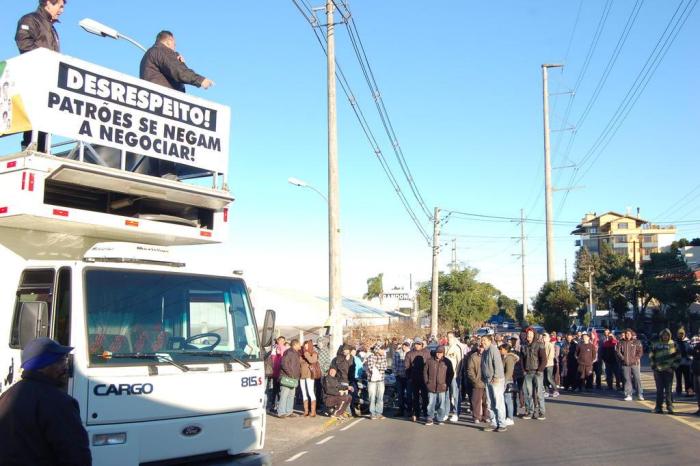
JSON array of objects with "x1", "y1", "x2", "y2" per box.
[{"x1": 0, "y1": 49, "x2": 273, "y2": 465}]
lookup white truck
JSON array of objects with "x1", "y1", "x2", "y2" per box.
[{"x1": 0, "y1": 50, "x2": 274, "y2": 465}]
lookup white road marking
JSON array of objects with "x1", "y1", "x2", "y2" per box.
[
  {"x1": 316, "y1": 435, "x2": 335, "y2": 445},
  {"x1": 340, "y1": 418, "x2": 364, "y2": 431},
  {"x1": 285, "y1": 451, "x2": 308, "y2": 462}
]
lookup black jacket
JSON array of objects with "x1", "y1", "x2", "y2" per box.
[
  {"x1": 280, "y1": 348, "x2": 301, "y2": 379},
  {"x1": 521, "y1": 341, "x2": 546, "y2": 373},
  {"x1": 15, "y1": 7, "x2": 60, "y2": 54},
  {"x1": 331, "y1": 354, "x2": 351, "y2": 385},
  {"x1": 423, "y1": 356, "x2": 453, "y2": 393},
  {"x1": 322, "y1": 374, "x2": 343, "y2": 398},
  {"x1": 404, "y1": 347, "x2": 431, "y2": 381},
  {"x1": 139, "y1": 42, "x2": 205, "y2": 92},
  {"x1": 0, "y1": 371, "x2": 91, "y2": 466}
]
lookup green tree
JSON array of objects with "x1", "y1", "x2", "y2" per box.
[
  {"x1": 641, "y1": 252, "x2": 699, "y2": 326},
  {"x1": 533, "y1": 280, "x2": 580, "y2": 332},
  {"x1": 417, "y1": 268, "x2": 512, "y2": 331},
  {"x1": 497, "y1": 294, "x2": 519, "y2": 320},
  {"x1": 595, "y1": 243, "x2": 638, "y2": 323},
  {"x1": 364, "y1": 273, "x2": 383, "y2": 303}
]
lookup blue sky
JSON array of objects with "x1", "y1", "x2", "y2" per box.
[{"x1": 1, "y1": 1, "x2": 698, "y2": 304}]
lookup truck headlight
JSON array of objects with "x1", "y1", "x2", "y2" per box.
[
  {"x1": 243, "y1": 417, "x2": 259, "y2": 429},
  {"x1": 92, "y1": 433, "x2": 127, "y2": 446}
]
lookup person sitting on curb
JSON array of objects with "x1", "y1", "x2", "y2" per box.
[{"x1": 323, "y1": 367, "x2": 352, "y2": 420}]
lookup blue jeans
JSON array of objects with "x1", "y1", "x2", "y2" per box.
[
  {"x1": 485, "y1": 380, "x2": 506, "y2": 427},
  {"x1": 449, "y1": 377, "x2": 461, "y2": 415},
  {"x1": 396, "y1": 376, "x2": 408, "y2": 413},
  {"x1": 278, "y1": 385, "x2": 296, "y2": 416},
  {"x1": 504, "y1": 382, "x2": 515, "y2": 419},
  {"x1": 427, "y1": 391, "x2": 448, "y2": 421},
  {"x1": 523, "y1": 372, "x2": 545, "y2": 417},
  {"x1": 622, "y1": 364, "x2": 643, "y2": 398},
  {"x1": 368, "y1": 381, "x2": 385, "y2": 417}
]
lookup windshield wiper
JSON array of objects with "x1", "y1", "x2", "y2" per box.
[
  {"x1": 100, "y1": 352, "x2": 189, "y2": 372},
  {"x1": 176, "y1": 351, "x2": 251, "y2": 369}
]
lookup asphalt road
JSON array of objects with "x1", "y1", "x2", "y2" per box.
[{"x1": 278, "y1": 389, "x2": 700, "y2": 465}]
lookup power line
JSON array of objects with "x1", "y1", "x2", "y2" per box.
[
  {"x1": 290, "y1": 1, "x2": 431, "y2": 244},
  {"x1": 333, "y1": 1, "x2": 433, "y2": 220}
]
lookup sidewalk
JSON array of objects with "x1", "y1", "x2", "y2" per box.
[{"x1": 264, "y1": 411, "x2": 341, "y2": 460}]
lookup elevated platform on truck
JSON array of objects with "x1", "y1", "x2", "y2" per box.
[{"x1": 0, "y1": 48, "x2": 233, "y2": 246}]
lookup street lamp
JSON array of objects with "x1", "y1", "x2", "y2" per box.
[
  {"x1": 79, "y1": 18, "x2": 147, "y2": 52},
  {"x1": 287, "y1": 177, "x2": 328, "y2": 202}
]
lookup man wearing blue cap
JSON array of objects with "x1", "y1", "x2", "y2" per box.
[{"x1": 0, "y1": 337, "x2": 91, "y2": 465}]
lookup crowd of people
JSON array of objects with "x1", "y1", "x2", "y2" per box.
[{"x1": 266, "y1": 326, "x2": 700, "y2": 430}]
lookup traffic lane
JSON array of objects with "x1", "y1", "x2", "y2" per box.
[{"x1": 283, "y1": 392, "x2": 698, "y2": 465}]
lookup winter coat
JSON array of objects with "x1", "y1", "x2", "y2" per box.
[
  {"x1": 616, "y1": 339, "x2": 643, "y2": 367},
  {"x1": 650, "y1": 330, "x2": 681, "y2": 372},
  {"x1": 280, "y1": 348, "x2": 301, "y2": 379},
  {"x1": 691, "y1": 342, "x2": 700, "y2": 373},
  {"x1": 271, "y1": 344, "x2": 288, "y2": 379},
  {"x1": 139, "y1": 42, "x2": 205, "y2": 92},
  {"x1": 445, "y1": 341, "x2": 464, "y2": 379},
  {"x1": 423, "y1": 356, "x2": 453, "y2": 393},
  {"x1": 15, "y1": 7, "x2": 60, "y2": 54},
  {"x1": 481, "y1": 343, "x2": 505, "y2": 383},
  {"x1": 521, "y1": 341, "x2": 547, "y2": 373},
  {"x1": 575, "y1": 343, "x2": 597, "y2": 367},
  {"x1": 322, "y1": 374, "x2": 343, "y2": 399},
  {"x1": 0, "y1": 371, "x2": 91, "y2": 466},
  {"x1": 331, "y1": 354, "x2": 352, "y2": 385},
  {"x1": 675, "y1": 337, "x2": 691, "y2": 366},
  {"x1": 404, "y1": 347, "x2": 431, "y2": 382},
  {"x1": 466, "y1": 351, "x2": 485, "y2": 389},
  {"x1": 300, "y1": 349, "x2": 318, "y2": 379},
  {"x1": 543, "y1": 339, "x2": 555, "y2": 367},
  {"x1": 502, "y1": 352, "x2": 520, "y2": 382},
  {"x1": 602, "y1": 338, "x2": 618, "y2": 365}
]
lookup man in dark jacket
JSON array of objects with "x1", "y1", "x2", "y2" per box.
[
  {"x1": 0, "y1": 337, "x2": 91, "y2": 466},
  {"x1": 520, "y1": 327, "x2": 547, "y2": 420},
  {"x1": 140, "y1": 31, "x2": 213, "y2": 93},
  {"x1": 423, "y1": 346, "x2": 453, "y2": 425},
  {"x1": 278, "y1": 339, "x2": 301, "y2": 418},
  {"x1": 576, "y1": 332, "x2": 597, "y2": 391},
  {"x1": 616, "y1": 329, "x2": 644, "y2": 401},
  {"x1": 15, "y1": 0, "x2": 66, "y2": 152},
  {"x1": 691, "y1": 337, "x2": 700, "y2": 416},
  {"x1": 322, "y1": 367, "x2": 351, "y2": 418},
  {"x1": 405, "y1": 337, "x2": 431, "y2": 422},
  {"x1": 139, "y1": 30, "x2": 213, "y2": 179}
]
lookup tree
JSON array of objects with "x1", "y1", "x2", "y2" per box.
[
  {"x1": 416, "y1": 268, "x2": 514, "y2": 331},
  {"x1": 497, "y1": 294, "x2": 519, "y2": 320},
  {"x1": 595, "y1": 243, "x2": 638, "y2": 323},
  {"x1": 364, "y1": 273, "x2": 383, "y2": 303},
  {"x1": 641, "y1": 252, "x2": 699, "y2": 327},
  {"x1": 533, "y1": 281, "x2": 580, "y2": 332}
]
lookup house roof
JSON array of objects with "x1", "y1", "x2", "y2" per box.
[{"x1": 572, "y1": 211, "x2": 648, "y2": 234}]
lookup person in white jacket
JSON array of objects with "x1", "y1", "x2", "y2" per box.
[{"x1": 445, "y1": 331, "x2": 465, "y2": 422}]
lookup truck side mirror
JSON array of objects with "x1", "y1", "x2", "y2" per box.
[
  {"x1": 261, "y1": 309, "x2": 276, "y2": 348},
  {"x1": 18, "y1": 301, "x2": 49, "y2": 347}
]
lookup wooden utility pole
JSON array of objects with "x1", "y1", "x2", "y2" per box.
[
  {"x1": 327, "y1": 0, "x2": 342, "y2": 352},
  {"x1": 542, "y1": 64, "x2": 562, "y2": 282},
  {"x1": 431, "y1": 207, "x2": 441, "y2": 338},
  {"x1": 451, "y1": 238, "x2": 457, "y2": 272}
]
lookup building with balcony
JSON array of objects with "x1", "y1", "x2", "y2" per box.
[{"x1": 571, "y1": 211, "x2": 676, "y2": 269}]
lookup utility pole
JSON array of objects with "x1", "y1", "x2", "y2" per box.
[
  {"x1": 451, "y1": 238, "x2": 457, "y2": 272},
  {"x1": 431, "y1": 207, "x2": 441, "y2": 338},
  {"x1": 327, "y1": 0, "x2": 342, "y2": 353},
  {"x1": 588, "y1": 266, "x2": 594, "y2": 323},
  {"x1": 520, "y1": 209, "x2": 528, "y2": 320},
  {"x1": 542, "y1": 64, "x2": 563, "y2": 283},
  {"x1": 564, "y1": 259, "x2": 568, "y2": 283}
]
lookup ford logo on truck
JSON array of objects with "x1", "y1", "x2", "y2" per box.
[
  {"x1": 182, "y1": 425, "x2": 202, "y2": 437},
  {"x1": 94, "y1": 383, "x2": 154, "y2": 396}
]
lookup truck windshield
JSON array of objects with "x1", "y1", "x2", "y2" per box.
[{"x1": 85, "y1": 270, "x2": 260, "y2": 366}]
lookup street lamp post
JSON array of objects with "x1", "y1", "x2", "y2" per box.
[
  {"x1": 79, "y1": 18, "x2": 147, "y2": 52},
  {"x1": 288, "y1": 177, "x2": 328, "y2": 202}
]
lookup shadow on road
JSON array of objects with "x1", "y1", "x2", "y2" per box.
[{"x1": 548, "y1": 397, "x2": 650, "y2": 413}]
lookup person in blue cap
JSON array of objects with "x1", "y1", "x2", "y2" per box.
[{"x1": 0, "y1": 337, "x2": 91, "y2": 465}]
